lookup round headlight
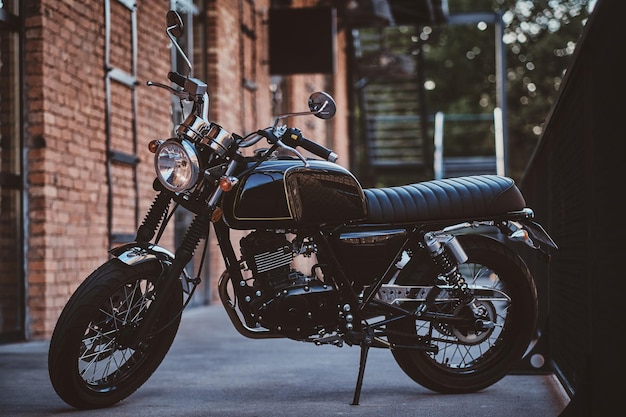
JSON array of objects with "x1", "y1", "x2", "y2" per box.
[{"x1": 154, "y1": 139, "x2": 200, "y2": 192}]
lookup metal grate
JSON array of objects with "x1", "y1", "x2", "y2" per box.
[{"x1": 354, "y1": 26, "x2": 429, "y2": 171}]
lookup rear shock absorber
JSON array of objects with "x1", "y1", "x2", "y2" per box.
[
  {"x1": 423, "y1": 232, "x2": 493, "y2": 329},
  {"x1": 423, "y1": 232, "x2": 473, "y2": 304}
]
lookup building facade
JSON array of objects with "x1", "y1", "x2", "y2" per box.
[{"x1": 0, "y1": 0, "x2": 349, "y2": 341}]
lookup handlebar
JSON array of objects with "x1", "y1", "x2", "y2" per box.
[
  {"x1": 280, "y1": 127, "x2": 338, "y2": 162},
  {"x1": 154, "y1": 72, "x2": 338, "y2": 163},
  {"x1": 252, "y1": 128, "x2": 337, "y2": 163},
  {"x1": 164, "y1": 71, "x2": 207, "y2": 97},
  {"x1": 148, "y1": 71, "x2": 210, "y2": 120}
]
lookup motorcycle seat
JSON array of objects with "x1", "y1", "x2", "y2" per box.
[{"x1": 363, "y1": 175, "x2": 526, "y2": 224}]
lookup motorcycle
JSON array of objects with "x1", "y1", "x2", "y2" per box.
[{"x1": 48, "y1": 10, "x2": 558, "y2": 410}]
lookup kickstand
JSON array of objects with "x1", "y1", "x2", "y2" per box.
[{"x1": 351, "y1": 342, "x2": 370, "y2": 405}]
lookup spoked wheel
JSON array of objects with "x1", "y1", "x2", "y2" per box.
[
  {"x1": 387, "y1": 234, "x2": 538, "y2": 394},
  {"x1": 48, "y1": 259, "x2": 182, "y2": 409}
]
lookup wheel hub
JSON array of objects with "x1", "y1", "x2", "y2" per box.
[{"x1": 451, "y1": 301, "x2": 496, "y2": 344}]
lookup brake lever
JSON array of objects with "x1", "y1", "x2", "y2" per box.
[
  {"x1": 258, "y1": 126, "x2": 309, "y2": 167},
  {"x1": 275, "y1": 140, "x2": 309, "y2": 167},
  {"x1": 146, "y1": 80, "x2": 192, "y2": 100}
]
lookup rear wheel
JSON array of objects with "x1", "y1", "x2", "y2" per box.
[
  {"x1": 387, "y1": 234, "x2": 538, "y2": 393},
  {"x1": 48, "y1": 259, "x2": 182, "y2": 409}
]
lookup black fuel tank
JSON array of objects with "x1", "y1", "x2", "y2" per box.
[{"x1": 222, "y1": 159, "x2": 367, "y2": 230}]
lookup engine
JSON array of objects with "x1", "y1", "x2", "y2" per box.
[{"x1": 239, "y1": 231, "x2": 339, "y2": 338}]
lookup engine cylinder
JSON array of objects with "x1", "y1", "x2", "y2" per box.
[
  {"x1": 240, "y1": 231, "x2": 293, "y2": 288},
  {"x1": 239, "y1": 230, "x2": 339, "y2": 337}
]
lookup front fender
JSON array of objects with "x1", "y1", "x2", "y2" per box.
[
  {"x1": 111, "y1": 242, "x2": 195, "y2": 294},
  {"x1": 109, "y1": 242, "x2": 175, "y2": 267}
]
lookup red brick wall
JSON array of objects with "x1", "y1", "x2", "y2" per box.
[
  {"x1": 24, "y1": 1, "x2": 107, "y2": 338},
  {"x1": 23, "y1": 0, "x2": 172, "y2": 338},
  {"x1": 200, "y1": 0, "x2": 350, "y2": 300}
]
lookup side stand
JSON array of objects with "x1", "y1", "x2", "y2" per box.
[{"x1": 351, "y1": 342, "x2": 370, "y2": 405}]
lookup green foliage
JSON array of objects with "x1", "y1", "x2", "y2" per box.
[
  {"x1": 500, "y1": 0, "x2": 592, "y2": 179},
  {"x1": 421, "y1": 0, "x2": 594, "y2": 180},
  {"x1": 348, "y1": 0, "x2": 594, "y2": 185}
]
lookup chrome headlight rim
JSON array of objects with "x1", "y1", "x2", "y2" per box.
[{"x1": 154, "y1": 139, "x2": 200, "y2": 192}]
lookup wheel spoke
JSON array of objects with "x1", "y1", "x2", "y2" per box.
[
  {"x1": 48, "y1": 260, "x2": 183, "y2": 408},
  {"x1": 77, "y1": 279, "x2": 155, "y2": 387},
  {"x1": 386, "y1": 236, "x2": 536, "y2": 393},
  {"x1": 414, "y1": 260, "x2": 510, "y2": 370},
  {"x1": 80, "y1": 329, "x2": 117, "y2": 382}
]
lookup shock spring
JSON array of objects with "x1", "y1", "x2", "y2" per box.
[{"x1": 423, "y1": 232, "x2": 474, "y2": 305}]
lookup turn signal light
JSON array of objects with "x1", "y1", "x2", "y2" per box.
[
  {"x1": 148, "y1": 140, "x2": 164, "y2": 153},
  {"x1": 219, "y1": 176, "x2": 239, "y2": 192},
  {"x1": 211, "y1": 207, "x2": 223, "y2": 223},
  {"x1": 511, "y1": 229, "x2": 529, "y2": 242}
]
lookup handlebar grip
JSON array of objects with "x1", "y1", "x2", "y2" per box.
[
  {"x1": 284, "y1": 128, "x2": 338, "y2": 162},
  {"x1": 168, "y1": 71, "x2": 186, "y2": 88},
  {"x1": 299, "y1": 137, "x2": 338, "y2": 162}
]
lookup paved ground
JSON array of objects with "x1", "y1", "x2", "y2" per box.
[{"x1": 0, "y1": 304, "x2": 570, "y2": 417}]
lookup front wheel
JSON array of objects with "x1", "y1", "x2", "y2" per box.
[
  {"x1": 48, "y1": 259, "x2": 183, "y2": 409},
  {"x1": 387, "y1": 234, "x2": 538, "y2": 394}
]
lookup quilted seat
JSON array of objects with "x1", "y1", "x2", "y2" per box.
[{"x1": 363, "y1": 175, "x2": 526, "y2": 224}]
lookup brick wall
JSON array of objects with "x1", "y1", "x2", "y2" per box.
[
  {"x1": 24, "y1": 1, "x2": 107, "y2": 338},
  {"x1": 203, "y1": 0, "x2": 274, "y2": 296},
  {"x1": 200, "y1": 0, "x2": 350, "y2": 301},
  {"x1": 23, "y1": 0, "x2": 172, "y2": 338}
]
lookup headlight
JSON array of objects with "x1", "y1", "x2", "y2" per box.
[{"x1": 154, "y1": 139, "x2": 200, "y2": 192}]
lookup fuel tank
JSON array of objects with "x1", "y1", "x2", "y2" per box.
[{"x1": 222, "y1": 158, "x2": 367, "y2": 230}]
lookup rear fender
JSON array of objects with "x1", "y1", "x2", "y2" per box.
[{"x1": 440, "y1": 208, "x2": 557, "y2": 256}]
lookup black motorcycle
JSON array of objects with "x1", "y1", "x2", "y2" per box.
[{"x1": 48, "y1": 10, "x2": 557, "y2": 409}]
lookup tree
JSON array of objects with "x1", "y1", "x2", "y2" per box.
[
  {"x1": 420, "y1": 0, "x2": 594, "y2": 180},
  {"x1": 499, "y1": 0, "x2": 593, "y2": 179}
]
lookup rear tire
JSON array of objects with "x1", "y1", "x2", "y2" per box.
[
  {"x1": 48, "y1": 259, "x2": 182, "y2": 409},
  {"x1": 388, "y1": 234, "x2": 538, "y2": 393}
]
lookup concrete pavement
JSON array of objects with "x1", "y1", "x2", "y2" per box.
[{"x1": 0, "y1": 304, "x2": 570, "y2": 416}]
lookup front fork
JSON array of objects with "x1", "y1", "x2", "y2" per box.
[
  {"x1": 123, "y1": 162, "x2": 239, "y2": 348},
  {"x1": 122, "y1": 207, "x2": 211, "y2": 349}
]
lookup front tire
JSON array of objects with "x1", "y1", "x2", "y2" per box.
[
  {"x1": 387, "y1": 234, "x2": 538, "y2": 394},
  {"x1": 48, "y1": 259, "x2": 182, "y2": 409}
]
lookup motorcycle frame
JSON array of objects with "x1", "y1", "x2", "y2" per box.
[
  {"x1": 212, "y1": 211, "x2": 503, "y2": 342},
  {"x1": 112, "y1": 168, "x2": 548, "y2": 405}
]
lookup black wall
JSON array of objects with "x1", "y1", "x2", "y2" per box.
[{"x1": 520, "y1": 0, "x2": 625, "y2": 415}]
